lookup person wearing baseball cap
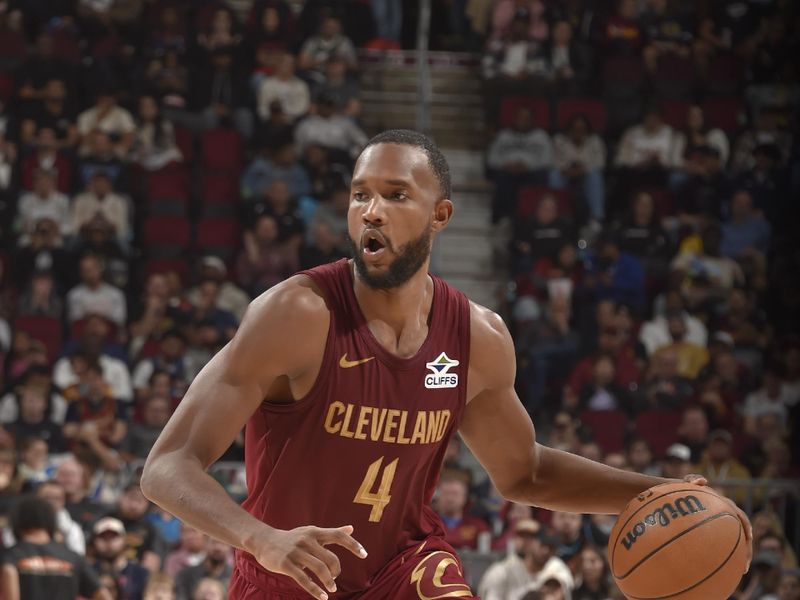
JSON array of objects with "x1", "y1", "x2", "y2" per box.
[
  {"x1": 697, "y1": 429, "x2": 751, "y2": 505},
  {"x1": 662, "y1": 443, "x2": 693, "y2": 479},
  {"x1": 479, "y1": 522, "x2": 574, "y2": 599},
  {"x1": 90, "y1": 515, "x2": 149, "y2": 600}
]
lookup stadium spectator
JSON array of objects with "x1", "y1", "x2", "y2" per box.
[
  {"x1": 131, "y1": 330, "x2": 188, "y2": 403},
  {"x1": 67, "y1": 254, "x2": 127, "y2": 326},
  {"x1": 181, "y1": 281, "x2": 238, "y2": 344},
  {"x1": 661, "y1": 443, "x2": 694, "y2": 479},
  {"x1": 512, "y1": 194, "x2": 573, "y2": 272},
  {"x1": 113, "y1": 482, "x2": 166, "y2": 572},
  {"x1": 572, "y1": 545, "x2": 612, "y2": 600},
  {"x1": 174, "y1": 538, "x2": 232, "y2": 600},
  {"x1": 17, "y1": 268, "x2": 63, "y2": 319},
  {"x1": 298, "y1": 16, "x2": 358, "y2": 80},
  {"x1": 550, "y1": 510, "x2": 584, "y2": 563},
  {"x1": 311, "y1": 56, "x2": 361, "y2": 118},
  {"x1": 599, "y1": 0, "x2": 644, "y2": 55},
  {"x1": 641, "y1": 346, "x2": 694, "y2": 411},
  {"x1": 482, "y1": 16, "x2": 547, "y2": 82},
  {"x1": 697, "y1": 429, "x2": 751, "y2": 503},
  {"x1": 256, "y1": 53, "x2": 310, "y2": 123},
  {"x1": 186, "y1": 256, "x2": 250, "y2": 323},
  {"x1": 299, "y1": 221, "x2": 348, "y2": 269},
  {"x1": 669, "y1": 105, "x2": 729, "y2": 187},
  {"x1": 550, "y1": 115, "x2": 606, "y2": 225},
  {"x1": 144, "y1": 573, "x2": 177, "y2": 600},
  {"x1": 489, "y1": 0, "x2": 549, "y2": 42},
  {"x1": 1, "y1": 495, "x2": 109, "y2": 600},
  {"x1": 15, "y1": 437, "x2": 53, "y2": 485},
  {"x1": 133, "y1": 96, "x2": 183, "y2": 171},
  {"x1": 294, "y1": 93, "x2": 368, "y2": 159},
  {"x1": 720, "y1": 189, "x2": 771, "y2": 259},
  {"x1": 626, "y1": 437, "x2": 659, "y2": 477},
  {"x1": 241, "y1": 141, "x2": 311, "y2": 202},
  {"x1": 15, "y1": 33, "x2": 77, "y2": 109},
  {"x1": 434, "y1": 470, "x2": 489, "y2": 550},
  {"x1": 639, "y1": 289, "x2": 707, "y2": 356},
  {"x1": 196, "y1": 7, "x2": 242, "y2": 53},
  {"x1": 583, "y1": 235, "x2": 646, "y2": 311},
  {"x1": 5, "y1": 385, "x2": 65, "y2": 453},
  {"x1": 15, "y1": 168, "x2": 70, "y2": 244},
  {"x1": 54, "y1": 456, "x2": 106, "y2": 534},
  {"x1": 77, "y1": 89, "x2": 136, "y2": 158},
  {"x1": 479, "y1": 520, "x2": 573, "y2": 600},
  {"x1": 35, "y1": 479, "x2": 86, "y2": 555},
  {"x1": 615, "y1": 107, "x2": 675, "y2": 188},
  {"x1": 165, "y1": 526, "x2": 208, "y2": 578},
  {"x1": 731, "y1": 108, "x2": 793, "y2": 174},
  {"x1": 650, "y1": 312, "x2": 709, "y2": 380},
  {"x1": 90, "y1": 516, "x2": 150, "y2": 600},
  {"x1": 640, "y1": 0, "x2": 693, "y2": 73},
  {"x1": 144, "y1": 49, "x2": 190, "y2": 109},
  {"x1": 78, "y1": 130, "x2": 129, "y2": 192},
  {"x1": 671, "y1": 223, "x2": 745, "y2": 301},
  {"x1": 236, "y1": 214, "x2": 299, "y2": 295},
  {"x1": 71, "y1": 171, "x2": 131, "y2": 245},
  {"x1": 190, "y1": 46, "x2": 253, "y2": 139},
  {"x1": 20, "y1": 126, "x2": 73, "y2": 191}
]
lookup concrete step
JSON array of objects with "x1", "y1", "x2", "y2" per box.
[{"x1": 440, "y1": 276, "x2": 504, "y2": 311}]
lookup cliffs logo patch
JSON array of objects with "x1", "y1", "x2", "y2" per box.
[{"x1": 425, "y1": 352, "x2": 459, "y2": 389}]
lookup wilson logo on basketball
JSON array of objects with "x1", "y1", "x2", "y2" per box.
[{"x1": 620, "y1": 495, "x2": 707, "y2": 550}]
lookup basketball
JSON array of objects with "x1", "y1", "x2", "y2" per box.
[{"x1": 608, "y1": 482, "x2": 748, "y2": 600}]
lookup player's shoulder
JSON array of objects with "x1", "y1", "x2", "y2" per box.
[
  {"x1": 233, "y1": 274, "x2": 330, "y2": 352},
  {"x1": 468, "y1": 300, "x2": 515, "y2": 383}
]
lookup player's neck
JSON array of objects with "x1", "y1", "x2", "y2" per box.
[{"x1": 352, "y1": 264, "x2": 434, "y2": 342}]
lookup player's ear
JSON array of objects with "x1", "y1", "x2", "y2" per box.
[{"x1": 431, "y1": 198, "x2": 453, "y2": 232}]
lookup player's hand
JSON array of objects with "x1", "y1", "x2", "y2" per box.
[
  {"x1": 250, "y1": 524, "x2": 367, "y2": 600},
  {"x1": 683, "y1": 474, "x2": 753, "y2": 573}
]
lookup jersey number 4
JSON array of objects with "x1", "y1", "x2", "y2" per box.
[{"x1": 354, "y1": 456, "x2": 398, "y2": 522}]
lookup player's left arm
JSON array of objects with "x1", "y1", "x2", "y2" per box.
[{"x1": 459, "y1": 304, "x2": 752, "y2": 546}]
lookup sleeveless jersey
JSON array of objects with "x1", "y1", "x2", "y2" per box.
[{"x1": 238, "y1": 259, "x2": 471, "y2": 596}]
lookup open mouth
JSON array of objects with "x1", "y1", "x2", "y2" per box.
[{"x1": 362, "y1": 230, "x2": 387, "y2": 256}]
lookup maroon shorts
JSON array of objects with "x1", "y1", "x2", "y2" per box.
[{"x1": 229, "y1": 540, "x2": 479, "y2": 599}]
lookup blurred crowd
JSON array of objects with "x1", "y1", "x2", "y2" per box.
[{"x1": 0, "y1": 0, "x2": 797, "y2": 599}]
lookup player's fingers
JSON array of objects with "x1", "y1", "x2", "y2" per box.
[
  {"x1": 317, "y1": 525, "x2": 368, "y2": 558},
  {"x1": 297, "y1": 550, "x2": 337, "y2": 593},
  {"x1": 682, "y1": 474, "x2": 708, "y2": 486},
  {"x1": 283, "y1": 561, "x2": 330, "y2": 600},
  {"x1": 308, "y1": 539, "x2": 343, "y2": 579},
  {"x1": 737, "y1": 508, "x2": 753, "y2": 573}
]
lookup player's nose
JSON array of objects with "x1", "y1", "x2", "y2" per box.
[{"x1": 362, "y1": 195, "x2": 387, "y2": 226}]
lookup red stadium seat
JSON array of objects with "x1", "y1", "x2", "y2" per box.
[
  {"x1": 645, "y1": 188, "x2": 675, "y2": 219},
  {"x1": 653, "y1": 56, "x2": 695, "y2": 98},
  {"x1": 174, "y1": 126, "x2": 194, "y2": 163},
  {"x1": 146, "y1": 166, "x2": 190, "y2": 216},
  {"x1": 579, "y1": 410, "x2": 628, "y2": 454},
  {"x1": 0, "y1": 73, "x2": 14, "y2": 105},
  {"x1": 195, "y1": 218, "x2": 241, "y2": 260},
  {"x1": 145, "y1": 258, "x2": 190, "y2": 283},
  {"x1": 201, "y1": 128, "x2": 243, "y2": 173},
  {"x1": 201, "y1": 173, "x2": 240, "y2": 218},
  {"x1": 0, "y1": 31, "x2": 27, "y2": 71},
  {"x1": 602, "y1": 56, "x2": 645, "y2": 88},
  {"x1": 13, "y1": 316, "x2": 62, "y2": 363},
  {"x1": 516, "y1": 187, "x2": 572, "y2": 220},
  {"x1": 499, "y1": 97, "x2": 550, "y2": 129},
  {"x1": 702, "y1": 98, "x2": 744, "y2": 133},
  {"x1": 144, "y1": 217, "x2": 190, "y2": 258},
  {"x1": 70, "y1": 317, "x2": 118, "y2": 343},
  {"x1": 705, "y1": 53, "x2": 743, "y2": 95},
  {"x1": 556, "y1": 98, "x2": 607, "y2": 133},
  {"x1": 91, "y1": 35, "x2": 122, "y2": 60},
  {"x1": 51, "y1": 31, "x2": 83, "y2": 65},
  {"x1": 635, "y1": 410, "x2": 682, "y2": 457},
  {"x1": 659, "y1": 100, "x2": 691, "y2": 130}
]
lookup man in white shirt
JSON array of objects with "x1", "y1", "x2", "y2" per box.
[
  {"x1": 479, "y1": 519, "x2": 574, "y2": 600},
  {"x1": 16, "y1": 168, "x2": 70, "y2": 244},
  {"x1": 487, "y1": 106, "x2": 553, "y2": 223},
  {"x1": 66, "y1": 254, "x2": 127, "y2": 326},
  {"x1": 294, "y1": 94, "x2": 367, "y2": 159},
  {"x1": 615, "y1": 107, "x2": 675, "y2": 170},
  {"x1": 76, "y1": 89, "x2": 135, "y2": 157},
  {"x1": 257, "y1": 53, "x2": 310, "y2": 123},
  {"x1": 70, "y1": 171, "x2": 130, "y2": 244}
]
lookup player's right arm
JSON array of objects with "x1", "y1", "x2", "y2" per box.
[{"x1": 141, "y1": 276, "x2": 366, "y2": 600}]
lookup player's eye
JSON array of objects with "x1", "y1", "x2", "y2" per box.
[
  {"x1": 352, "y1": 191, "x2": 368, "y2": 202},
  {"x1": 392, "y1": 191, "x2": 408, "y2": 201}
]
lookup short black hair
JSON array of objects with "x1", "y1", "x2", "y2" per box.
[
  {"x1": 11, "y1": 495, "x2": 57, "y2": 540},
  {"x1": 362, "y1": 129, "x2": 451, "y2": 200}
]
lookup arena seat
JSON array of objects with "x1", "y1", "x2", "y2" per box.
[
  {"x1": 556, "y1": 98, "x2": 607, "y2": 134},
  {"x1": 516, "y1": 187, "x2": 572, "y2": 220},
  {"x1": 0, "y1": 30, "x2": 27, "y2": 71},
  {"x1": 653, "y1": 56, "x2": 695, "y2": 98},
  {"x1": 195, "y1": 218, "x2": 241, "y2": 260},
  {"x1": 13, "y1": 316, "x2": 63, "y2": 363},
  {"x1": 201, "y1": 173, "x2": 240, "y2": 218},
  {"x1": 143, "y1": 217, "x2": 191, "y2": 258},
  {"x1": 201, "y1": 128, "x2": 243, "y2": 173},
  {"x1": 145, "y1": 258, "x2": 190, "y2": 283},
  {"x1": 659, "y1": 99, "x2": 691, "y2": 130},
  {"x1": 635, "y1": 410, "x2": 682, "y2": 457},
  {"x1": 50, "y1": 31, "x2": 83, "y2": 65},
  {"x1": 174, "y1": 126, "x2": 195, "y2": 163},
  {"x1": 702, "y1": 97, "x2": 744, "y2": 133},
  {"x1": 499, "y1": 97, "x2": 550, "y2": 129},
  {"x1": 704, "y1": 53, "x2": 743, "y2": 96},
  {"x1": 579, "y1": 410, "x2": 628, "y2": 454}
]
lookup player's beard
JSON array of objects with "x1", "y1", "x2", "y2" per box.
[{"x1": 348, "y1": 227, "x2": 431, "y2": 290}]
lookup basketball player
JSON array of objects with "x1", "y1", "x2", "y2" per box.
[{"x1": 141, "y1": 130, "x2": 751, "y2": 599}]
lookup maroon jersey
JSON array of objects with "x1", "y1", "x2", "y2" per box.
[{"x1": 238, "y1": 259, "x2": 471, "y2": 596}]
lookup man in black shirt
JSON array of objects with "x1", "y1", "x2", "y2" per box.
[{"x1": 0, "y1": 495, "x2": 110, "y2": 600}]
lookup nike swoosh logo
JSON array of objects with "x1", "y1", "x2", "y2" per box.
[{"x1": 339, "y1": 353, "x2": 375, "y2": 368}]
